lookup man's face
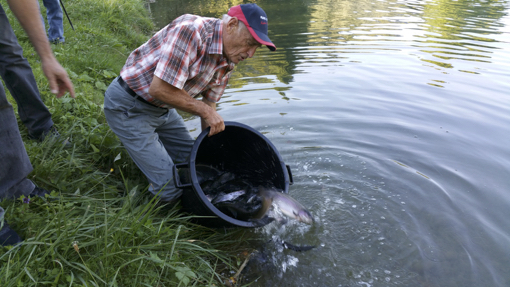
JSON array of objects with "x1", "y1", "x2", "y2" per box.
[{"x1": 223, "y1": 19, "x2": 262, "y2": 64}]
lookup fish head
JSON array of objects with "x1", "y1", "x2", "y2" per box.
[{"x1": 293, "y1": 209, "x2": 314, "y2": 224}]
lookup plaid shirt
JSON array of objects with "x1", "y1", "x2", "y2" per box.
[{"x1": 120, "y1": 14, "x2": 235, "y2": 107}]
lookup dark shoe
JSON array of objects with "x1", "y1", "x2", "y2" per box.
[
  {"x1": 50, "y1": 38, "x2": 65, "y2": 45},
  {"x1": 39, "y1": 125, "x2": 60, "y2": 140},
  {"x1": 0, "y1": 221, "x2": 23, "y2": 246},
  {"x1": 30, "y1": 186, "x2": 51, "y2": 198},
  {"x1": 37, "y1": 126, "x2": 71, "y2": 147}
]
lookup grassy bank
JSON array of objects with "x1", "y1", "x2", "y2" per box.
[{"x1": 1, "y1": 0, "x2": 245, "y2": 285}]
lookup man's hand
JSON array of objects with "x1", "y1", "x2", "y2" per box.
[
  {"x1": 201, "y1": 98, "x2": 224, "y2": 136},
  {"x1": 41, "y1": 58, "x2": 75, "y2": 98},
  {"x1": 149, "y1": 76, "x2": 225, "y2": 136},
  {"x1": 7, "y1": 0, "x2": 75, "y2": 98}
]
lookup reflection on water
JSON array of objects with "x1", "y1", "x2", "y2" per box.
[{"x1": 150, "y1": 0, "x2": 510, "y2": 286}]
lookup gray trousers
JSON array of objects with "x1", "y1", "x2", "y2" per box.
[
  {"x1": 104, "y1": 77, "x2": 194, "y2": 202},
  {"x1": 0, "y1": 4, "x2": 54, "y2": 140}
]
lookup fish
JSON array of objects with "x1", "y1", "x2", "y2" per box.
[
  {"x1": 211, "y1": 189, "x2": 246, "y2": 204},
  {"x1": 200, "y1": 171, "x2": 236, "y2": 194},
  {"x1": 238, "y1": 238, "x2": 316, "y2": 285},
  {"x1": 257, "y1": 186, "x2": 314, "y2": 224},
  {"x1": 195, "y1": 164, "x2": 314, "y2": 225},
  {"x1": 195, "y1": 164, "x2": 223, "y2": 182},
  {"x1": 280, "y1": 240, "x2": 316, "y2": 252},
  {"x1": 213, "y1": 188, "x2": 264, "y2": 220}
]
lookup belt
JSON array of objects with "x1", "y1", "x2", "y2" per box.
[{"x1": 117, "y1": 77, "x2": 165, "y2": 109}]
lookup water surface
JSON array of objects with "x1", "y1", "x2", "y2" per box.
[{"x1": 149, "y1": 0, "x2": 510, "y2": 286}]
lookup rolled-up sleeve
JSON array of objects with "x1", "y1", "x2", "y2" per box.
[{"x1": 154, "y1": 24, "x2": 199, "y2": 90}]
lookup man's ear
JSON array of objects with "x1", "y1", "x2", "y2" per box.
[{"x1": 227, "y1": 17, "x2": 239, "y2": 34}]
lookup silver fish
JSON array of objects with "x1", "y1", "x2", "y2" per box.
[
  {"x1": 257, "y1": 186, "x2": 314, "y2": 224},
  {"x1": 211, "y1": 190, "x2": 246, "y2": 204}
]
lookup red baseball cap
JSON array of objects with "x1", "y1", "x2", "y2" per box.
[{"x1": 228, "y1": 4, "x2": 276, "y2": 51}]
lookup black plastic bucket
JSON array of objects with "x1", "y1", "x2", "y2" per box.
[{"x1": 173, "y1": 121, "x2": 293, "y2": 228}]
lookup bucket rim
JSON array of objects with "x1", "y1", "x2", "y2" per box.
[{"x1": 188, "y1": 121, "x2": 288, "y2": 227}]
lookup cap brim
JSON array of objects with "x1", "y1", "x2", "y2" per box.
[
  {"x1": 247, "y1": 26, "x2": 276, "y2": 51},
  {"x1": 228, "y1": 5, "x2": 276, "y2": 51}
]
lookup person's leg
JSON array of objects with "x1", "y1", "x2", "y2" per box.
[
  {"x1": 0, "y1": 206, "x2": 23, "y2": 246},
  {"x1": 0, "y1": 5, "x2": 54, "y2": 140},
  {"x1": 104, "y1": 78, "x2": 192, "y2": 202},
  {"x1": 42, "y1": 0, "x2": 64, "y2": 43},
  {"x1": 154, "y1": 109, "x2": 194, "y2": 199},
  {"x1": 0, "y1": 83, "x2": 50, "y2": 245},
  {"x1": 37, "y1": 1, "x2": 47, "y2": 36},
  {"x1": 147, "y1": 110, "x2": 194, "y2": 201},
  {"x1": 0, "y1": 3, "x2": 54, "y2": 247},
  {"x1": 156, "y1": 109, "x2": 194, "y2": 167},
  {"x1": 0, "y1": 78, "x2": 35, "y2": 199}
]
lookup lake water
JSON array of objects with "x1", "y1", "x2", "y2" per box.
[{"x1": 149, "y1": 0, "x2": 510, "y2": 286}]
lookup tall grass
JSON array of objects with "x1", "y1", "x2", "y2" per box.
[
  {"x1": 1, "y1": 185, "x2": 236, "y2": 286},
  {"x1": 1, "y1": 0, "x2": 246, "y2": 285}
]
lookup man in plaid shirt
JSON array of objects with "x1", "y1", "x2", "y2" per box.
[{"x1": 103, "y1": 4, "x2": 276, "y2": 205}]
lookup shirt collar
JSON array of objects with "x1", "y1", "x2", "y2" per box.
[
  {"x1": 208, "y1": 19, "x2": 234, "y2": 68},
  {"x1": 208, "y1": 19, "x2": 224, "y2": 55}
]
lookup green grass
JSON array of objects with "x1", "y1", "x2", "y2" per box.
[{"x1": 1, "y1": 0, "x2": 247, "y2": 285}]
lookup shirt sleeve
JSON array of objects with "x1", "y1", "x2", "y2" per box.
[{"x1": 154, "y1": 23, "x2": 199, "y2": 90}]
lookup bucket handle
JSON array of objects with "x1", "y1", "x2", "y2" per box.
[
  {"x1": 286, "y1": 165, "x2": 294, "y2": 185},
  {"x1": 173, "y1": 163, "x2": 192, "y2": 188}
]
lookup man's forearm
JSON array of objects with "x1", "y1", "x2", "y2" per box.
[
  {"x1": 149, "y1": 76, "x2": 225, "y2": 136},
  {"x1": 7, "y1": 0, "x2": 55, "y2": 62},
  {"x1": 201, "y1": 97, "x2": 217, "y2": 130},
  {"x1": 149, "y1": 76, "x2": 214, "y2": 118}
]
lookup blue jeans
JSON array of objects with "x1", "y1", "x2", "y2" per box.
[
  {"x1": 0, "y1": 4, "x2": 54, "y2": 140},
  {"x1": 0, "y1": 3, "x2": 39, "y2": 230},
  {"x1": 0, "y1": 85, "x2": 35, "y2": 199},
  {"x1": 40, "y1": 0, "x2": 64, "y2": 43},
  {"x1": 0, "y1": 5, "x2": 37, "y2": 199},
  {"x1": 104, "y1": 77, "x2": 194, "y2": 202},
  {"x1": 0, "y1": 4, "x2": 36, "y2": 201}
]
